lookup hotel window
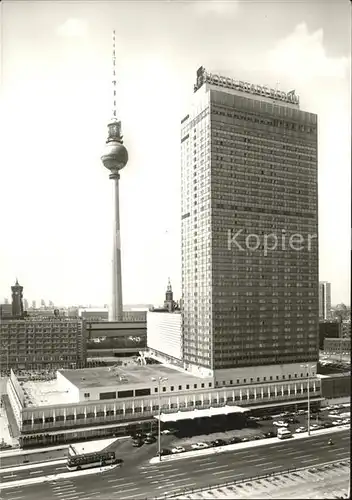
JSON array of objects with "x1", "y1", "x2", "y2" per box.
[
  {"x1": 230, "y1": 380, "x2": 233, "y2": 385},
  {"x1": 186, "y1": 384, "x2": 190, "y2": 389},
  {"x1": 208, "y1": 382, "x2": 212, "y2": 387},
  {"x1": 178, "y1": 385, "x2": 182, "y2": 390},
  {"x1": 263, "y1": 377, "x2": 266, "y2": 381},
  {"x1": 236, "y1": 379, "x2": 240, "y2": 384},
  {"x1": 194, "y1": 384, "x2": 197, "y2": 389},
  {"x1": 84, "y1": 393, "x2": 90, "y2": 398},
  {"x1": 276, "y1": 376, "x2": 279, "y2": 380},
  {"x1": 154, "y1": 388, "x2": 158, "y2": 393},
  {"x1": 170, "y1": 386, "x2": 174, "y2": 391},
  {"x1": 257, "y1": 377, "x2": 260, "y2": 382},
  {"x1": 201, "y1": 383, "x2": 205, "y2": 388}
]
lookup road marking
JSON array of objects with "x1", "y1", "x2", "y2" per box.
[
  {"x1": 122, "y1": 493, "x2": 145, "y2": 500},
  {"x1": 202, "y1": 464, "x2": 229, "y2": 472},
  {"x1": 262, "y1": 465, "x2": 282, "y2": 471},
  {"x1": 3, "y1": 474, "x2": 16, "y2": 478},
  {"x1": 29, "y1": 469, "x2": 44, "y2": 474}
]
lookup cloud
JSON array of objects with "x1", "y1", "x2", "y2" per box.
[
  {"x1": 267, "y1": 22, "x2": 350, "y2": 84},
  {"x1": 191, "y1": 0, "x2": 239, "y2": 16},
  {"x1": 57, "y1": 18, "x2": 88, "y2": 38}
]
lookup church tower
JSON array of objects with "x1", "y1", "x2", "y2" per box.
[
  {"x1": 11, "y1": 279, "x2": 24, "y2": 318},
  {"x1": 164, "y1": 278, "x2": 174, "y2": 312}
]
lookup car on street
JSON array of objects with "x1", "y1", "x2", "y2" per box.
[
  {"x1": 273, "y1": 420, "x2": 289, "y2": 427},
  {"x1": 332, "y1": 421, "x2": 343, "y2": 426},
  {"x1": 310, "y1": 424, "x2": 320, "y2": 430},
  {"x1": 264, "y1": 431, "x2": 276, "y2": 438},
  {"x1": 322, "y1": 421, "x2": 333, "y2": 428},
  {"x1": 241, "y1": 437, "x2": 249, "y2": 442},
  {"x1": 228, "y1": 436, "x2": 242, "y2": 444},
  {"x1": 285, "y1": 417, "x2": 299, "y2": 424},
  {"x1": 252, "y1": 435, "x2": 262, "y2": 440},
  {"x1": 157, "y1": 448, "x2": 172, "y2": 456},
  {"x1": 261, "y1": 415, "x2": 273, "y2": 421},
  {"x1": 191, "y1": 442, "x2": 209, "y2": 450},
  {"x1": 132, "y1": 439, "x2": 143, "y2": 447},
  {"x1": 295, "y1": 427, "x2": 307, "y2": 433},
  {"x1": 144, "y1": 435, "x2": 156, "y2": 444},
  {"x1": 211, "y1": 439, "x2": 227, "y2": 447},
  {"x1": 161, "y1": 430, "x2": 171, "y2": 435},
  {"x1": 171, "y1": 446, "x2": 185, "y2": 454},
  {"x1": 297, "y1": 410, "x2": 306, "y2": 415}
]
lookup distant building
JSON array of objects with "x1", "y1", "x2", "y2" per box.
[
  {"x1": 0, "y1": 304, "x2": 12, "y2": 320},
  {"x1": 0, "y1": 318, "x2": 87, "y2": 370},
  {"x1": 341, "y1": 320, "x2": 351, "y2": 338},
  {"x1": 31, "y1": 300, "x2": 36, "y2": 309},
  {"x1": 4, "y1": 298, "x2": 9, "y2": 304},
  {"x1": 23, "y1": 299, "x2": 29, "y2": 311},
  {"x1": 323, "y1": 337, "x2": 350, "y2": 354},
  {"x1": 147, "y1": 280, "x2": 182, "y2": 364},
  {"x1": 319, "y1": 321, "x2": 340, "y2": 350},
  {"x1": 319, "y1": 281, "x2": 332, "y2": 320}
]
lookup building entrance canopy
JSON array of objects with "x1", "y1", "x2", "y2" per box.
[{"x1": 155, "y1": 405, "x2": 250, "y2": 423}]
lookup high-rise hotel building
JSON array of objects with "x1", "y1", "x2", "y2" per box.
[{"x1": 181, "y1": 67, "x2": 319, "y2": 385}]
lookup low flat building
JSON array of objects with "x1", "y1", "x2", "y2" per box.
[
  {"x1": 6, "y1": 362, "x2": 323, "y2": 448},
  {"x1": 319, "y1": 321, "x2": 340, "y2": 350},
  {"x1": 86, "y1": 320, "x2": 147, "y2": 357},
  {"x1": 323, "y1": 337, "x2": 351, "y2": 354}
]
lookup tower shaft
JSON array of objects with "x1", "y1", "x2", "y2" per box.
[{"x1": 111, "y1": 175, "x2": 123, "y2": 321}]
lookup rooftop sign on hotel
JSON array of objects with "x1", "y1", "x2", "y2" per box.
[{"x1": 194, "y1": 66, "x2": 299, "y2": 105}]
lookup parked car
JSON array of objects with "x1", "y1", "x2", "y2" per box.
[
  {"x1": 295, "y1": 427, "x2": 307, "y2": 433},
  {"x1": 161, "y1": 429, "x2": 172, "y2": 435},
  {"x1": 273, "y1": 421, "x2": 288, "y2": 427},
  {"x1": 144, "y1": 436, "x2": 156, "y2": 444},
  {"x1": 322, "y1": 421, "x2": 333, "y2": 428},
  {"x1": 263, "y1": 431, "x2": 276, "y2": 438},
  {"x1": 211, "y1": 439, "x2": 227, "y2": 447},
  {"x1": 253, "y1": 435, "x2": 262, "y2": 440},
  {"x1": 286, "y1": 417, "x2": 299, "y2": 424},
  {"x1": 332, "y1": 421, "x2": 343, "y2": 426},
  {"x1": 171, "y1": 446, "x2": 185, "y2": 454},
  {"x1": 191, "y1": 442, "x2": 209, "y2": 450},
  {"x1": 261, "y1": 415, "x2": 273, "y2": 421},
  {"x1": 157, "y1": 448, "x2": 172, "y2": 456},
  {"x1": 241, "y1": 437, "x2": 249, "y2": 442},
  {"x1": 228, "y1": 436, "x2": 241, "y2": 444}
]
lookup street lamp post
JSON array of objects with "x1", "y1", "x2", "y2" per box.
[
  {"x1": 151, "y1": 376, "x2": 168, "y2": 461},
  {"x1": 300, "y1": 363, "x2": 315, "y2": 436}
]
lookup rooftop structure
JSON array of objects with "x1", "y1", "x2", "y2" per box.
[
  {"x1": 60, "y1": 363, "x2": 204, "y2": 392},
  {"x1": 21, "y1": 378, "x2": 77, "y2": 407}
]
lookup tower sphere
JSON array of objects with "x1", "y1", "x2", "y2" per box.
[{"x1": 101, "y1": 141, "x2": 128, "y2": 173}]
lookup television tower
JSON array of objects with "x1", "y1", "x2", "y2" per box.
[{"x1": 101, "y1": 30, "x2": 128, "y2": 322}]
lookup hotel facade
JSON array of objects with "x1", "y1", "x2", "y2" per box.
[{"x1": 181, "y1": 67, "x2": 319, "y2": 385}]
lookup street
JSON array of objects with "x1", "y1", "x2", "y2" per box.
[{"x1": 0, "y1": 429, "x2": 349, "y2": 500}]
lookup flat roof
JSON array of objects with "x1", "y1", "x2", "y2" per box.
[
  {"x1": 69, "y1": 437, "x2": 117, "y2": 456},
  {"x1": 155, "y1": 405, "x2": 249, "y2": 422},
  {"x1": 60, "y1": 364, "x2": 204, "y2": 390},
  {"x1": 22, "y1": 379, "x2": 78, "y2": 407}
]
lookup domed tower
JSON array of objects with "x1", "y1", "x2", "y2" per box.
[
  {"x1": 11, "y1": 278, "x2": 24, "y2": 318},
  {"x1": 100, "y1": 30, "x2": 128, "y2": 322}
]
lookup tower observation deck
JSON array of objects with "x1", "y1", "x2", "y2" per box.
[{"x1": 100, "y1": 30, "x2": 128, "y2": 322}]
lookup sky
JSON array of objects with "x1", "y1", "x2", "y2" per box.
[{"x1": 0, "y1": 0, "x2": 350, "y2": 307}]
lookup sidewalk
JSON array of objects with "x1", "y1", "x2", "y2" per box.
[
  {"x1": 0, "y1": 435, "x2": 128, "y2": 460},
  {"x1": 0, "y1": 463, "x2": 120, "y2": 490},
  {"x1": 149, "y1": 424, "x2": 350, "y2": 464}
]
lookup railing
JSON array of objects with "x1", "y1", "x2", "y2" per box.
[{"x1": 152, "y1": 458, "x2": 350, "y2": 499}]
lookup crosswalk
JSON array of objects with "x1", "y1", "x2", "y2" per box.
[{"x1": 174, "y1": 461, "x2": 350, "y2": 499}]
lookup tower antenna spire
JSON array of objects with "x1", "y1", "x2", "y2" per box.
[{"x1": 112, "y1": 29, "x2": 117, "y2": 122}]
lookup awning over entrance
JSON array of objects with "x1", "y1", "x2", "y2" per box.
[{"x1": 155, "y1": 405, "x2": 250, "y2": 423}]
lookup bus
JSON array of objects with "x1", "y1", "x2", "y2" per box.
[{"x1": 66, "y1": 450, "x2": 122, "y2": 471}]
